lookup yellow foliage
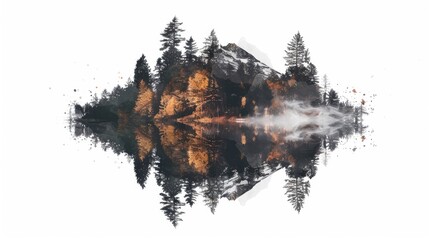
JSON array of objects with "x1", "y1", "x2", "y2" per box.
[
  {"x1": 164, "y1": 96, "x2": 178, "y2": 116},
  {"x1": 134, "y1": 82, "x2": 154, "y2": 116},
  {"x1": 188, "y1": 70, "x2": 209, "y2": 92},
  {"x1": 187, "y1": 147, "x2": 209, "y2": 174},
  {"x1": 134, "y1": 128, "x2": 153, "y2": 161}
]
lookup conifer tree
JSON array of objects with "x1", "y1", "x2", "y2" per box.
[
  {"x1": 160, "y1": 191, "x2": 185, "y2": 227},
  {"x1": 134, "y1": 53, "x2": 151, "y2": 88},
  {"x1": 160, "y1": 16, "x2": 185, "y2": 51},
  {"x1": 328, "y1": 89, "x2": 340, "y2": 107},
  {"x1": 306, "y1": 63, "x2": 318, "y2": 85},
  {"x1": 284, "y1": 32, "x2": 307, "y2": 68},
  {"x1": 202, "y1": 29, "x2": 219, "y2": 63},
  {"x1": 184, "y1": 177, "x2": 198, "y2": 207},
  {"x1": 184, "y1": 36, "x2": 198, "y2": 64},
  {"x1": 159, "y1": 16, "x2": 185, "y2": 69},
  {"x1": 203, "y1": 178, "x2": 223, "y2": 214},
  {"x1": 285, "y1": 177, "x2": 310, "y2": 213}
]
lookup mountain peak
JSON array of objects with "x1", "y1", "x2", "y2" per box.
[
  {"x1": 222, "y1": 43, "x2": 257, "y2": 61},
  {"x1": 212, "y1": 43, "x2": 280, "y2": 82}
]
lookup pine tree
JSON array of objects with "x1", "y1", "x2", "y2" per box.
[
  {"x1": 203, "y1": 178, "x2": 223, "y2": 214},
  {"x1": 184, "y1": 36, "x2": 198, "y2": 64},
  {"x1": 134, "y1": 53, "x2": 151, "y2": 88},
  {"x1": 284, "y1": 32, "x2": 307, "y2": 68},
  {"x1": 285, "y1": 177, "x2": 310, "y2": 213},
  {"x1": 161, "y1": 48, "x2": 182, "y2": 70},
  {"x1": 202, "y1": 29, "x2": 219, "y2": 63},
  {"x1": 159, "y1": 16, "x2": 185, "y2": 69},
  {"x1": 160, "y1": 191, "x2": 185, "y2": 227},
  {"x1": 160, "y1": 16, "x2": 185, "y2": 51},
  {"x1": 306, "y1": 63, "x2": 318, "y2": 85},
  {"x1": 184, "y1": 177, "x2": 198, "y2": 207},
  {"x1": 153, "y1": 58, "x2": 163, "y2": 85},
  {"x1": 159, "y1": 176, "x2": 185, "y2": 227},
  {"x1": 328, "y1": 89, "x2": 340, "y2": 107},
  {"x1": 134, "y1": 154, "x2": 152, "y2": 190}
]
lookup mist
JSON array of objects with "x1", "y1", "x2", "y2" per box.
[{"x1": 244, "y1": 101, "x2": 354, "y2": 141}]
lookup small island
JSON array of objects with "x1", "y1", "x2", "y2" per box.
[{"x1": 71, "y1": 17, "x2": 366, "y2": 227}]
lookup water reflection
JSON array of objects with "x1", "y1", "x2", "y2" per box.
[{"x1": 73, "y1": 113, "x2": 363, "y2": 226}]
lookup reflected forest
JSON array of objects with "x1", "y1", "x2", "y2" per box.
[{"x1": 70, "y1": 17, "x2": 367, "y2": 226}]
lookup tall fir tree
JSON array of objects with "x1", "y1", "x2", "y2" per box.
[
  {"x1": 160, "y1": 191, "x2": 185, "y2": 227},
  {"x1": 184, "y1": 36, "x2": 198, "y2": 64},
  {"x1": 202, "y1": 29, "x2": 219, "y2": 63},
  {"x1": 160, "y1": 16, "x2": 185, "y2": 51},
  {"x1": 134, "y1": 53, "x2": 152, "y2": 88},
  {"x1": 285, "y1": 177, "x2": 310, "y2": 213},
  {"x1": 159, "y1": 176, "x2": 185, "y2": 227},
  {"x1": 284, "y1": 32, "x2": 307, "y2": 68},
  {"x1": 159, "y1": 16, "x2": 185, "y2": 69}
]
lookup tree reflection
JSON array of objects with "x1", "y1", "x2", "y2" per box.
[
  {"x1": 285, "y1": 177, "x2": 310, "y2": 213},
  {"x1": 71, "y1": 113, "x2": 364, "y2": 225}
]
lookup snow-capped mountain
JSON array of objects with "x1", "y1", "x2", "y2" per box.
[
  {"x1": 221, "y1": 163, "x2": 283, "y2": 200},
  {"x1": 212, "y1": 43, "x2": 281, "y2": 85}
]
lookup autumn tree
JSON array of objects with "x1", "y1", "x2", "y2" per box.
[{"x1": 153, "y1": 17, "x2": 186, "y2": 115}]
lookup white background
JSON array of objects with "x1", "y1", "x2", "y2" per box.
[{"x1": 1, "y1": 0, "x2": 429, "y2": 239}]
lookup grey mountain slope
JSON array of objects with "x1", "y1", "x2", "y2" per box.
[{"x1": 212, "y1": 43, "x2": 281, "y2": 86}]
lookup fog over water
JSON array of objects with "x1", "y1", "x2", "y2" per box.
[{"x1": 245, "y1": 100, "x2": 354, "y2": 141}]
